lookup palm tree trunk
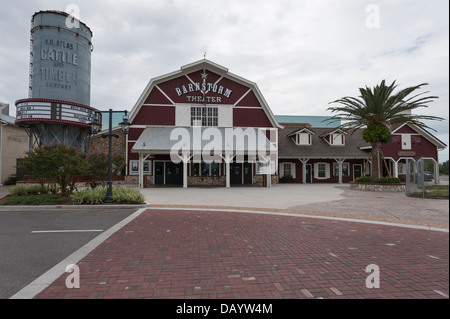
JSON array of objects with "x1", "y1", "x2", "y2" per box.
[{"x1": 371, "y1": 142, "x2": 383, "y2": 179}]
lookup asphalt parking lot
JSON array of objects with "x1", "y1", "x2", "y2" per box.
[{"x1": 0, "y1": 207, "x2": 138, "y2": 299}]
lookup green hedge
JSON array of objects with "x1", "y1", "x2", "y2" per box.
[{"x1": 355, "y1": 176, "x2": 402, "y2": 184}]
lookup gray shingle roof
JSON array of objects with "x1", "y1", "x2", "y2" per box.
[{"x1": 278, "y1": 126, "x2": 371, "y2": 159}]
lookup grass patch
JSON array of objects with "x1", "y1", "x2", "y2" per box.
[{"x1": 408, "y1": 185, "x2": 449, "y2": 199}]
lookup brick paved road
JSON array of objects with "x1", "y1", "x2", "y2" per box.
[{"x1": 35, "y1": 209, "x2": 449, "y2": 299}]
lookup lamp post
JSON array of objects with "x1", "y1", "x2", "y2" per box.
[{"x1": 91, "y1": 109, "x2": 130, "y2": 203}]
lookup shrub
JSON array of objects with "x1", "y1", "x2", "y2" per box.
[
  {"x1": 1, "y1": 194, "x2": 69, "y2": 206},
  {"x1": 18, "y1": 144, "x2": 86, "y2": 197},
  {"x1": 71, "y1": 187, "x2": 145, "y2": 205},
  {"x1": 355, "y1": 176, "x2": 378, "y2": 183},
  {"x1": 9, "y1": 185, "x2": 49, "y2": 196},
  {"x1": 377, "y1": 176, "x2": 402, "y2": 184},
  {"x1": 354, "y1": 176, "x2": 402, "y2": 184},
  {"x1": 4, "y1": 175, "x2": 18, "y2": 186},
  {"x1": 113, "y1": 188, "x2": 145, "y2": 204},
  {"x1": 71, "y1": 188, "x2": 106, "y2": 205}
]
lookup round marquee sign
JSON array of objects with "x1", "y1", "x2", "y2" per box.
[{"x1": 15, "y1": 98, "x2": 100, "y2": 128}]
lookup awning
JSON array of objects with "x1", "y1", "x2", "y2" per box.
[{"x1": 132, "y1": 126, "x2": 277, "y2": 155}]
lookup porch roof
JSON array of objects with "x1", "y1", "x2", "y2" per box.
[{"x1": 132, "y1": 127, "x2": 277, "y2": 154}]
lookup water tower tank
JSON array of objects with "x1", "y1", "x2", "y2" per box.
[
  {"x1": 30, "y1": 10, "x2": 93, "y2": 105},
  {"x1": 15, "y1": 10, "x2": 100, "y2": 152}
]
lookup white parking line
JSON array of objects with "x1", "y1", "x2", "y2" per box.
[
  {"x1": 31, "y1": 230, "x2": 103, "y2": 234},
  {"x1": 11, "y1": 207, "x2": 148, "y2": 299}
]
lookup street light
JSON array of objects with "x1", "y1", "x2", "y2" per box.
[{"x1": 91, "y1": 109, "x2": 130, "y2": 203}]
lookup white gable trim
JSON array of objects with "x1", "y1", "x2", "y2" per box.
[{"x1": 128, "y1": 59, "x2": 282, "y2": 129}]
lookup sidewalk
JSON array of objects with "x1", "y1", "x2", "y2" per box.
[{"x1": 140, "y1": 183, "x2": 449, "y2": 229}]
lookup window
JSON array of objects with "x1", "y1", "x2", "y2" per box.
[
  {"x1": 130, "y1": 160, "x2": 151, "y2": 175},
  {"x1": 296, "y1": 133, "x2": 311, "y2": 145},
  {"x1": 191, "y1": 162, "x2": 221, "y2": 176},
  {"x1": 401, "y1": 135, "x2": 412, "y2": 150},
  {"x1": 318, "y1": 163, "x2": 326, "y2": 178},
  {"x1": 398, "y1": 163, "x2": 407, "y2": 175},
  {"x1": 314, "y1": 162, "x2": 330, "y2": 179},
  {"x1": 283, "y1": 163, "x2": 292, "y2": 178},
  {"x1": 333, "y1": 162, "x2": 350, "y2": 176},
  {"x1": 331, "y1": 133, "x2": 344, "y2": 145},
  {"x1": 201, "y1": 162, "x2": 210, "y2": 177},
  {"x1": 279, "y1": 162, "x2": 296, "y2": 179},
  {"x1": 191, "y1": 106, "x2": 218, "y2": 127}
]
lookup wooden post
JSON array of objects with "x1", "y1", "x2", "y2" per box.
[
  {"x1": 362, "y1": 151, "x2": 372, "y2": 177},
  {"x1": 381, "y1": 152, "x2": 391, "y2": 177}
]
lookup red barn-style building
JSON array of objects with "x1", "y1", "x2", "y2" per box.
[
  {"x1": 127, "y1": 60, "x2": 280, "y2": 188},
  {"x1": 121, "y1": 60, "x2": 446, "y2": 188}
]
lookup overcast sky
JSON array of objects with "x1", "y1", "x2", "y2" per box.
[{"x1": 1, "y1": 0, "x2": 448, "y2": 162}]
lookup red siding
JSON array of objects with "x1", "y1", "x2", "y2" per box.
[
  {"x1": 383, "y1": 134, "x2": 437, "y2": 161},
  {"x1": 128, "y1": 128, "x2": 145, "y2": 141},
  {"x1": 187, "y1": 70, "x2": 222, "y2": 85},
  {"x1": 236, "y1": 90, "x2": 262, "y2": 108},
  {"x1": 233, "y1": 108, "x2": 272, "y2": 127},
  {"x1": 132, "y1": 105, "x2": 175, "y2": 126},
  {"x1": 144, "y1": 87, "x2": 173, "y2": 105},
  {"x1": 156, "y1": 72, "x2": 251, "y2": 106},
  {"x1": 394, "y1": 125, "x2": 418, "y2": 134}
]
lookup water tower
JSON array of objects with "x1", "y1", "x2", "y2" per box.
[{"x1": 15, "y1": 10, "x2": 100, "y2": 151}]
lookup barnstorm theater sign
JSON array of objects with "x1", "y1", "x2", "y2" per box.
[{"x1": 175, "y1": 70, "x2": 233, "y2": 103}]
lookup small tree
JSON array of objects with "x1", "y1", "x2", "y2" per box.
[
  {"x1": 84, "y1": 152, "x2": 126, "y2": 188},
  {"x1": 440, "y1": 160, "x2": 449, "y2": 176},
  {"x1": 19, "y1": 144, "x2": 86, "y2": 197}
]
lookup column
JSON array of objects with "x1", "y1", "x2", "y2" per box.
[
  {"x1": 224, "y1": 154, "x2": 233, "y2": 188},
  {"x1": 182, "y1": 154, "x2": 189, "y2": 188},
  {"x1": 434, "y1": 159, "x2": 439, "y2": 185},
  {"x1": 335, "y1": 159, "x2": 344, "y2": 184},
  {"x1": 266, "y1": 160, "x2": 271, "y2": 188},
  {"x1": 392, "y1": 160, "x2": 399, "y2": 178},
  {"x1": 139, "y1": 153, "x2": 144, "y2": 189},
  {"x1": 300, "y1": 158, "x2": 309, "y2": 184}
]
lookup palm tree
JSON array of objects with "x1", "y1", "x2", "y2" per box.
[{"x1": 326, "y1": 80, "x2": 444, "y2": 178}]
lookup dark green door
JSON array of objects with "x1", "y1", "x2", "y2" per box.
[
  {"x1": 230, "y1": 163, "x2": 242, "y2": 185},
  {"x1": 165, "y1": 162, "x2": 183, "y2": 185}
]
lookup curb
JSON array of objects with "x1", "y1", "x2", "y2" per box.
[{"x1": 0, "y1": 204, "x2": 149, "y2": 211}]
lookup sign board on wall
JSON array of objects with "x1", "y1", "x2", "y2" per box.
[{"x1": 16, "y1": 99, "x2": 100, "y2": 127}]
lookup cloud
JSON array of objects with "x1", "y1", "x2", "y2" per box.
[{"x1": 0, "y1": 0, "x2": 448, "y2": 161}]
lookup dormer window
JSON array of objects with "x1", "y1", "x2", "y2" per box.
[
  {"x1": 330, "y1": 133, "x2": 345, "y2": 146},
  {"x1": 288, "y1": 128, "x2": 315, "y2": 146},
  {"x1": 296, "y1": 133, "x2": 311, "y2": 145},
  {"x1": 321, "y1": 129, "x2": 347, "y2": 146}
]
